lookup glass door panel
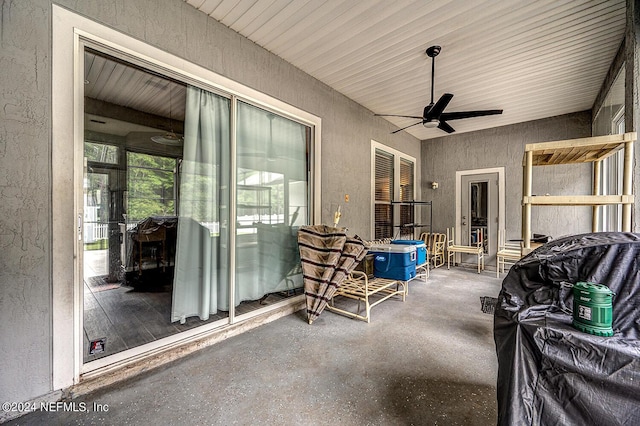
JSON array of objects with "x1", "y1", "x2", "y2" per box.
[
  {"x1": 234, "y1": 102, "x2": 309, "y2": 314},
  {"x1": 83, "y1": 49, "x2": 233, "y2": 364}
]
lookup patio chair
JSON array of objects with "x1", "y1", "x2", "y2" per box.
[
  {"x1": 496, "y1": 229, "x2": 523, "y2": 278},
  {"x1": 420, "y1": 232, "x2": 446, "y2": 268},
  {"x1": 446, "y1": 227, "x2": 485, "y2": 273}
]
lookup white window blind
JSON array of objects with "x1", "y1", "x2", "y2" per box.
[
  {"x1": 374, "y1": 149, "x2": 394, "y2": 239},
  {"x1": 399, "y1": 158, "x2": 414, "y2": 230}
]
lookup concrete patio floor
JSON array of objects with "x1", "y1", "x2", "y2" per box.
[{"x1": 8, "y1": 265, "x2": 503, "y2": 425}]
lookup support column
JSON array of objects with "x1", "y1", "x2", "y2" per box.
[
  {"x1": 592, "y1": 160, "x2": 601, "y2": 232},
  {"x1": 523, "y1": 151, "x2": 532, "y2": 250},
  {"x1": 625, "y1": 0, "x2": 639, "y2": 231},
  {"x1": 623, "y1": 140, "x2": 634, "y2": 231}
]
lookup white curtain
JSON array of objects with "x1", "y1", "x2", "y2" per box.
[{"x1": 171, "y1": 86, "x2": 230, "y2": 323}]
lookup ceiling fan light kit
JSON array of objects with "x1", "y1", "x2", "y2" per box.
[
  {"x1": 151, "y1": 132, "x2": 184, "y2": 146},
  {"x1": 374, "y1": 45, "x2": 502, "y2": 135}
]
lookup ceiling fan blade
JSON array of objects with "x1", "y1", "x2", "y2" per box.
[
  {"x1": 440, "y1": 109, "x2": 503, "y2": 121},
  {"x1": 391, "y1": 121, "x2": 422, "y2": 134},
  {"x1": 438, "y1": 120, "x2": 455, "y2": 133},
  {"x1": 425, "y1": 93, "x2": 453, "y2": 119},
  {"x1": 375, "y1": 114, "x2": 423, "y2": 119}
]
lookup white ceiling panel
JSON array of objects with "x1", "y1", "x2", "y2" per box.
[{"x1": 185, "y1": 0, "x2": 626, "y2": 140}]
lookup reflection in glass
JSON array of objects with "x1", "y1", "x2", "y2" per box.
[
  {"x1": 85, "y1": 141, "x2": 119, "y2": 164},
  {"x1": 127, "y1": 152, "x2": 177, "y2": 221}
]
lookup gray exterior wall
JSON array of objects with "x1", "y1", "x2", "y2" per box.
[
  {"x1": 0, "y1": 0, "x2": 420, "y2": 404},
  {"x1": 421, "y1": 112, "x2": 593, "y2": 242},
  {"x1": 0, "y1": 0, "x2": 53, "y2": 404}
]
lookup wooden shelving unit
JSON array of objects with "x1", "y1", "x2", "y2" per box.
[{"x1": 522, "y1": 132, "x2": 636, "y2": 252}]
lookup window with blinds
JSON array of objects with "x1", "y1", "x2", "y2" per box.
[
  {"x1": 399, "y1": 158, "x2": 415, "y2": 231},
  {"x1": 374, "y1": 149, "x2": 394, "y2": 239}
]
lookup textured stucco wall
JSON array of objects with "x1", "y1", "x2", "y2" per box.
[
  {"x1": 0, "y1": 0, "x2": 53, "y2": 403},
  {"x1": 0, "y1": 0, "x2": 420, "y2": 403},
  {"x1": 421, "y1": 112, "x2": 593, "y2": 241}
]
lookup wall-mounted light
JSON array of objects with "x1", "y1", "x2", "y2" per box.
[{"x1": 431, "y1": 182, "x2": 439, "y2": 189}]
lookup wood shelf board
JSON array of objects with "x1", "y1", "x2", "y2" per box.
[
  {"x1": 523, "y1": 132, "x2": 636, "y2": 166},
  {"x1": 390, "y1": 200, "x2": 432, "y2": 205},
  {"x1": 523, "y1": 195, "x2": 634, "y2": 205}
]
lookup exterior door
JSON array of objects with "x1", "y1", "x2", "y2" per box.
[{"x1": 460, "y1": 173, "x2": 498, "y2": 267}]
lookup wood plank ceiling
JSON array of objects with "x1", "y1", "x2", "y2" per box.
[{"x1": 185, "y1": 0, "x2": 626, "y2": 140}]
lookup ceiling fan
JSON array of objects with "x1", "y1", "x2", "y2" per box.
[
  {"x1": 151, "y1": 82, "x2": 184, "y2": 146},
  {"x1": 375, "y1": 45, "x2": 503, "y2": 134}
]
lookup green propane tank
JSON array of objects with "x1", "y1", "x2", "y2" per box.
[{"x1": 572, "y1": 281, "x2": 614, "y2": 337}]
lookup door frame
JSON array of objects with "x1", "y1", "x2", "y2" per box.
[{"x1": 455, "y1": 167, "x2": 505, "y2": 264}]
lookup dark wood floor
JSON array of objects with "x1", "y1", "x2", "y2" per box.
[{"x1": 83, "y1": 271, "x2": 300, "y2": 363}]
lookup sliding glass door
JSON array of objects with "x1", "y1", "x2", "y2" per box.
[{"x1": 82, "y1": 47, "x2": 313, "y2": 365}]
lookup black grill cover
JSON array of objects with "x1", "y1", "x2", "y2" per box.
[{"x1": 494, "y1": 232, "x2": 640, "y2": 425}]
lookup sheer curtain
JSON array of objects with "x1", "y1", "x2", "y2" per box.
[
  {"x1": 172, "y1": 86, "x2": 230, "y2": 323},
  {"x1": 235, "y1": 102, "x2": 308, "y2": 304}
]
